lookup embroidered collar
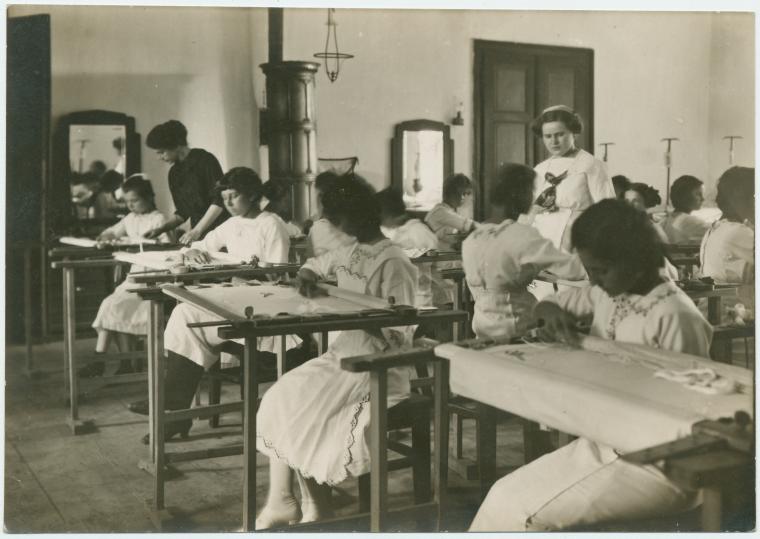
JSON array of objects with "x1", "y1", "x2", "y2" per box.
[{"x1": 605, "y1": 282, "x2": 680, "y2": 341}]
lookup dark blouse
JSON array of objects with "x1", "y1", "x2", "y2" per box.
[{"x1": 168, "y1": 148, "x2": 227, "y2": 229}]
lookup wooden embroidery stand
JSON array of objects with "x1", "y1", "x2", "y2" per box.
[{"x1": 139, "y1": 280, "x2": 466, "y2": 531}]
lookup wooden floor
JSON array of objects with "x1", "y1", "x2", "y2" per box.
[{"x1": 4, "y1": 338, "x2": 528, "y2": 533}]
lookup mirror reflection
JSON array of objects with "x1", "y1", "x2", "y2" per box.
[
  {"x1": 69, "y1": 124, "x2": 128, "y2": 220},
  {"x1": 402, "y1": 130, "x2": 444, "y2": 211}
]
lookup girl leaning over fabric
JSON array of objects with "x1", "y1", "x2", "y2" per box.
[
  {"x1": 80, "y1": 176, "x2": 172, "y2": 378},
  {"x1": 462, "y1": 163, "x2": 586, "y2": 340},
  {"x1": 470, "y1": 199, "x2": 712, "y2": 531},
  {"x1": 127, "y1": 167, "x2": 297, "y2": 440},
  {"x1": 254, "y1": 174, "x2": 418, "y2": 528}
]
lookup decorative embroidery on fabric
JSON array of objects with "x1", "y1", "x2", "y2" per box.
[
  {"x1": 470, "y1": 220, "x2": 515, "y2": 240},
  {"x1": 256, "y1": 392, "x2": 371, "y2": 487},
  {"x1": 337, "y1": 240, "x2": 395, "y2": 282},
  {"x1": 605, "y1": 288, "x2": 679, "y2": 340},
  {"x1": 343, "y1": 393, "x2": 371, "y2": 476}
]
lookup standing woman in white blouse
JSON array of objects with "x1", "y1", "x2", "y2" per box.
[{"x1": 527, "y1": 105, "x2": 615, "y2": 252}]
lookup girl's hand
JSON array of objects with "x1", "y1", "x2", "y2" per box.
[
  {"x1": 295, "y1": 269, "x2": 326, "y2": 298},
  {"x1": 184, "y1": 249, "x2": 211, "y2": 264},
  {"x1": 533, "y1": 301, "x2": 580, "y2": 346},
  {"x1": 179, "y1": 228, "x2": 202, "y2": 245},
  {"x1": 143, "y1": 227, "x2": 163, "y2": 239},
  {"x1": 97, "y1": 231, "x2": 116, "y2": 242}
]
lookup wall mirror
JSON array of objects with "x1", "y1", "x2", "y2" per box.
[
  {"x1": 52, "y1": 110, "x2": 141, "y2": 233},
  {"x1": 391, "y1": 119, "x2": 453, "y2": 212}
]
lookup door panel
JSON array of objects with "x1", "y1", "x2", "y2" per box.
[{"x1": 480, "y1": 48, "x2": 535, "y2": 220}]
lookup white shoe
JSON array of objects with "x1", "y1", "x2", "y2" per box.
[{"x1": 255, "y1": 499, "x2": 302, "y2": 530}]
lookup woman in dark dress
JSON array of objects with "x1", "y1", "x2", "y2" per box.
[{"x1": 143, "y1": 120, "x2": 227, "y2": 244}]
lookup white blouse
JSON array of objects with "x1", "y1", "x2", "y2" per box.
[
  {"x1": 382, "y1": 218, "x2": 440, "y2": 308},
  {"x1": 546, "y1": 280, "x2": 713, "y2": 357},
  {"x1": 308, "y1": 218, "x2": 355, "y2": 257},
  {"x1": 529, "y1": 149, "x2": 614, "y2": 250},
  {"x1": 660, "y1": 212, "x2": 710, "y2": 244},
  {"x1": 102, "y1": 210, "x2": 170, "y2": 242},
  {"x1": 190, "y1": 211, "x2": 290, "y2": 265},
  {"x1": 533, "y1": 149, "x2": 614, "y2": 211},
  {"x1": 424, "y1": 202, "x2": 474, "y2": 251},
  {"x1": 700, "y1": 219, "x2": 754, "y2": 284},
  {"x1": 463, "y1": 220, "x2": 586, "y2": 338}
]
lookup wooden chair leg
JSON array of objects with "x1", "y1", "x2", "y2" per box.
[
  {"x1": 358, "y1": 473, "x2": 370, "y2": 513},
  {"x1": 412, "y1": 413, "x2": 432, "y2": 505},
  {"x1": 743, "y1": 338, "x2": 750, "y2": 368},
  {"x1": 475, "y1": 404, "x2": 497, "y2": 498},
  {"x1": 208, "y1": 364, "x2": 221, "y2": 428},
  {"x1": 522, "y1": 419, "x2": 553, "y2": 464},
  {"x1": 455, "y1": 414, "x2": 464, "y2": 459}
]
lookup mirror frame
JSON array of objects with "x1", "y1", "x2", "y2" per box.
[
  {"x1": 391, "y1": 119, "x2": 453, "y2": 213},
  {"x1": 51, "y1": 110, "x2": 141, "y2": 234}
]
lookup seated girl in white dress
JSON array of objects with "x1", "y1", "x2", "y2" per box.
[
  {"x1": 82, "y1": 176, "x2": 171, "y2": 378},
  {"x1": 306, "y1": 171, "x2": 355, "y2": 258},
  {"x1": 470, "y1": 199, "x2": 712, "y2": 531},
  {"x1": 424, "y1": 173, "x2": 478, "y2": 305},
  {"x1": 254, "y1": 175, "x2": 418, "y2": 528},
  {"x1": 377, "y1": 187, "x2": 440, "y2": 308},
  {"x1": 127, "y1": 167, "x2": 295, "y2": 441},
  {"x1": 462, "y1": 163, "x2": 585, "y2": 340},
  {"x1": 700, "y1": 166, "x2": 755, "y2": 319},
  {"x1": 660, "y1": 175, "x2": 710, "y2": 244}
]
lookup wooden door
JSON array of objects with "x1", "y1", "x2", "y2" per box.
[
  {"x1": 6, "y1": 14, "x2": 51, "y2": 343},
  {"x1": 474, "y1": 41, "x2": 594, "y2": 220}
]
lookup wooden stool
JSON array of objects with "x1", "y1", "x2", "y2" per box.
[
  {"x1": 448, "y1": 397, "x2": 497, "y2": 497},
  {"x1": 710, "y1": 324, "x2": 755, "y2": 367},
  {"x1": 358, "y1": 393, "x2": 432, "y2": 516}
]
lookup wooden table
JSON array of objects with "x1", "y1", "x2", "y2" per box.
[
  {"x1": 438, "y1": 267, "x2": 471, "y2": 340},
  {"x1": 355, "y1": 335, "x2": 752, "y2": 531},
  {"x1": 622, "y1": 414, "x2": 754, "y2": 531},
  {"x1": 47, "y1": 242, "x2": 249, "y2": 435},
  {"x1": 128, "y1": 262, "x2": 301, "y2": 461},
  {"x1": 8, "y1": 240, "x2": 47, "y2": 378},
  {"x1": 434, "y1": 336, "x2": 753, "y2": 528},
  {"x1": 49, "y1": 257, "x2": 138, "y2": 434},
  {"x1": 142, "y1": 281, "x2": 466, "y2": 531}
]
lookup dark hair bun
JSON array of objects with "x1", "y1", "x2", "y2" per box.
[
  {"x1": 531, "y1": 106, "x2": 583, "y2": 137},
  {"x1": 146, "y1": 120, "x2": 188, "y2": 150}
]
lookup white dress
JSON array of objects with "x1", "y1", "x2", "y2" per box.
[
  {"x1": 700, "y1": 219, "x2": 755, "y2": 313},
  {"x1": 164, "y1": 212, "x2": 292, "y2": 369},
  {"x1": 256, "y1": 239, "x2": 418, "y2": 486},
  {"x1": 470, "y1": 280, "x2": 713, "y2": 531},
  {"x1": 424, "y1": 202, "x2": 473, "y2": 304},
  {"x1": 382, "y1": 218, "x2": 440, "y2": 308},
  {"x1": 528, "y1": 149, "x2": 614, "y2": 252},
  {"x1": 660, "y1": 212, "x2": 710, "y2": 244},
  {"x1": 308, "y1": 218, "x2": 355, "y2": 257},
  {"x1": 187, "y1": 211, "x2": 290, "y2": 265},
  {"x1": 462, "y1": 220, "x2": 586, "y2": 339},
  {"x1": 91, "y1": 210, "x2": 169, "y2": 335}
]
